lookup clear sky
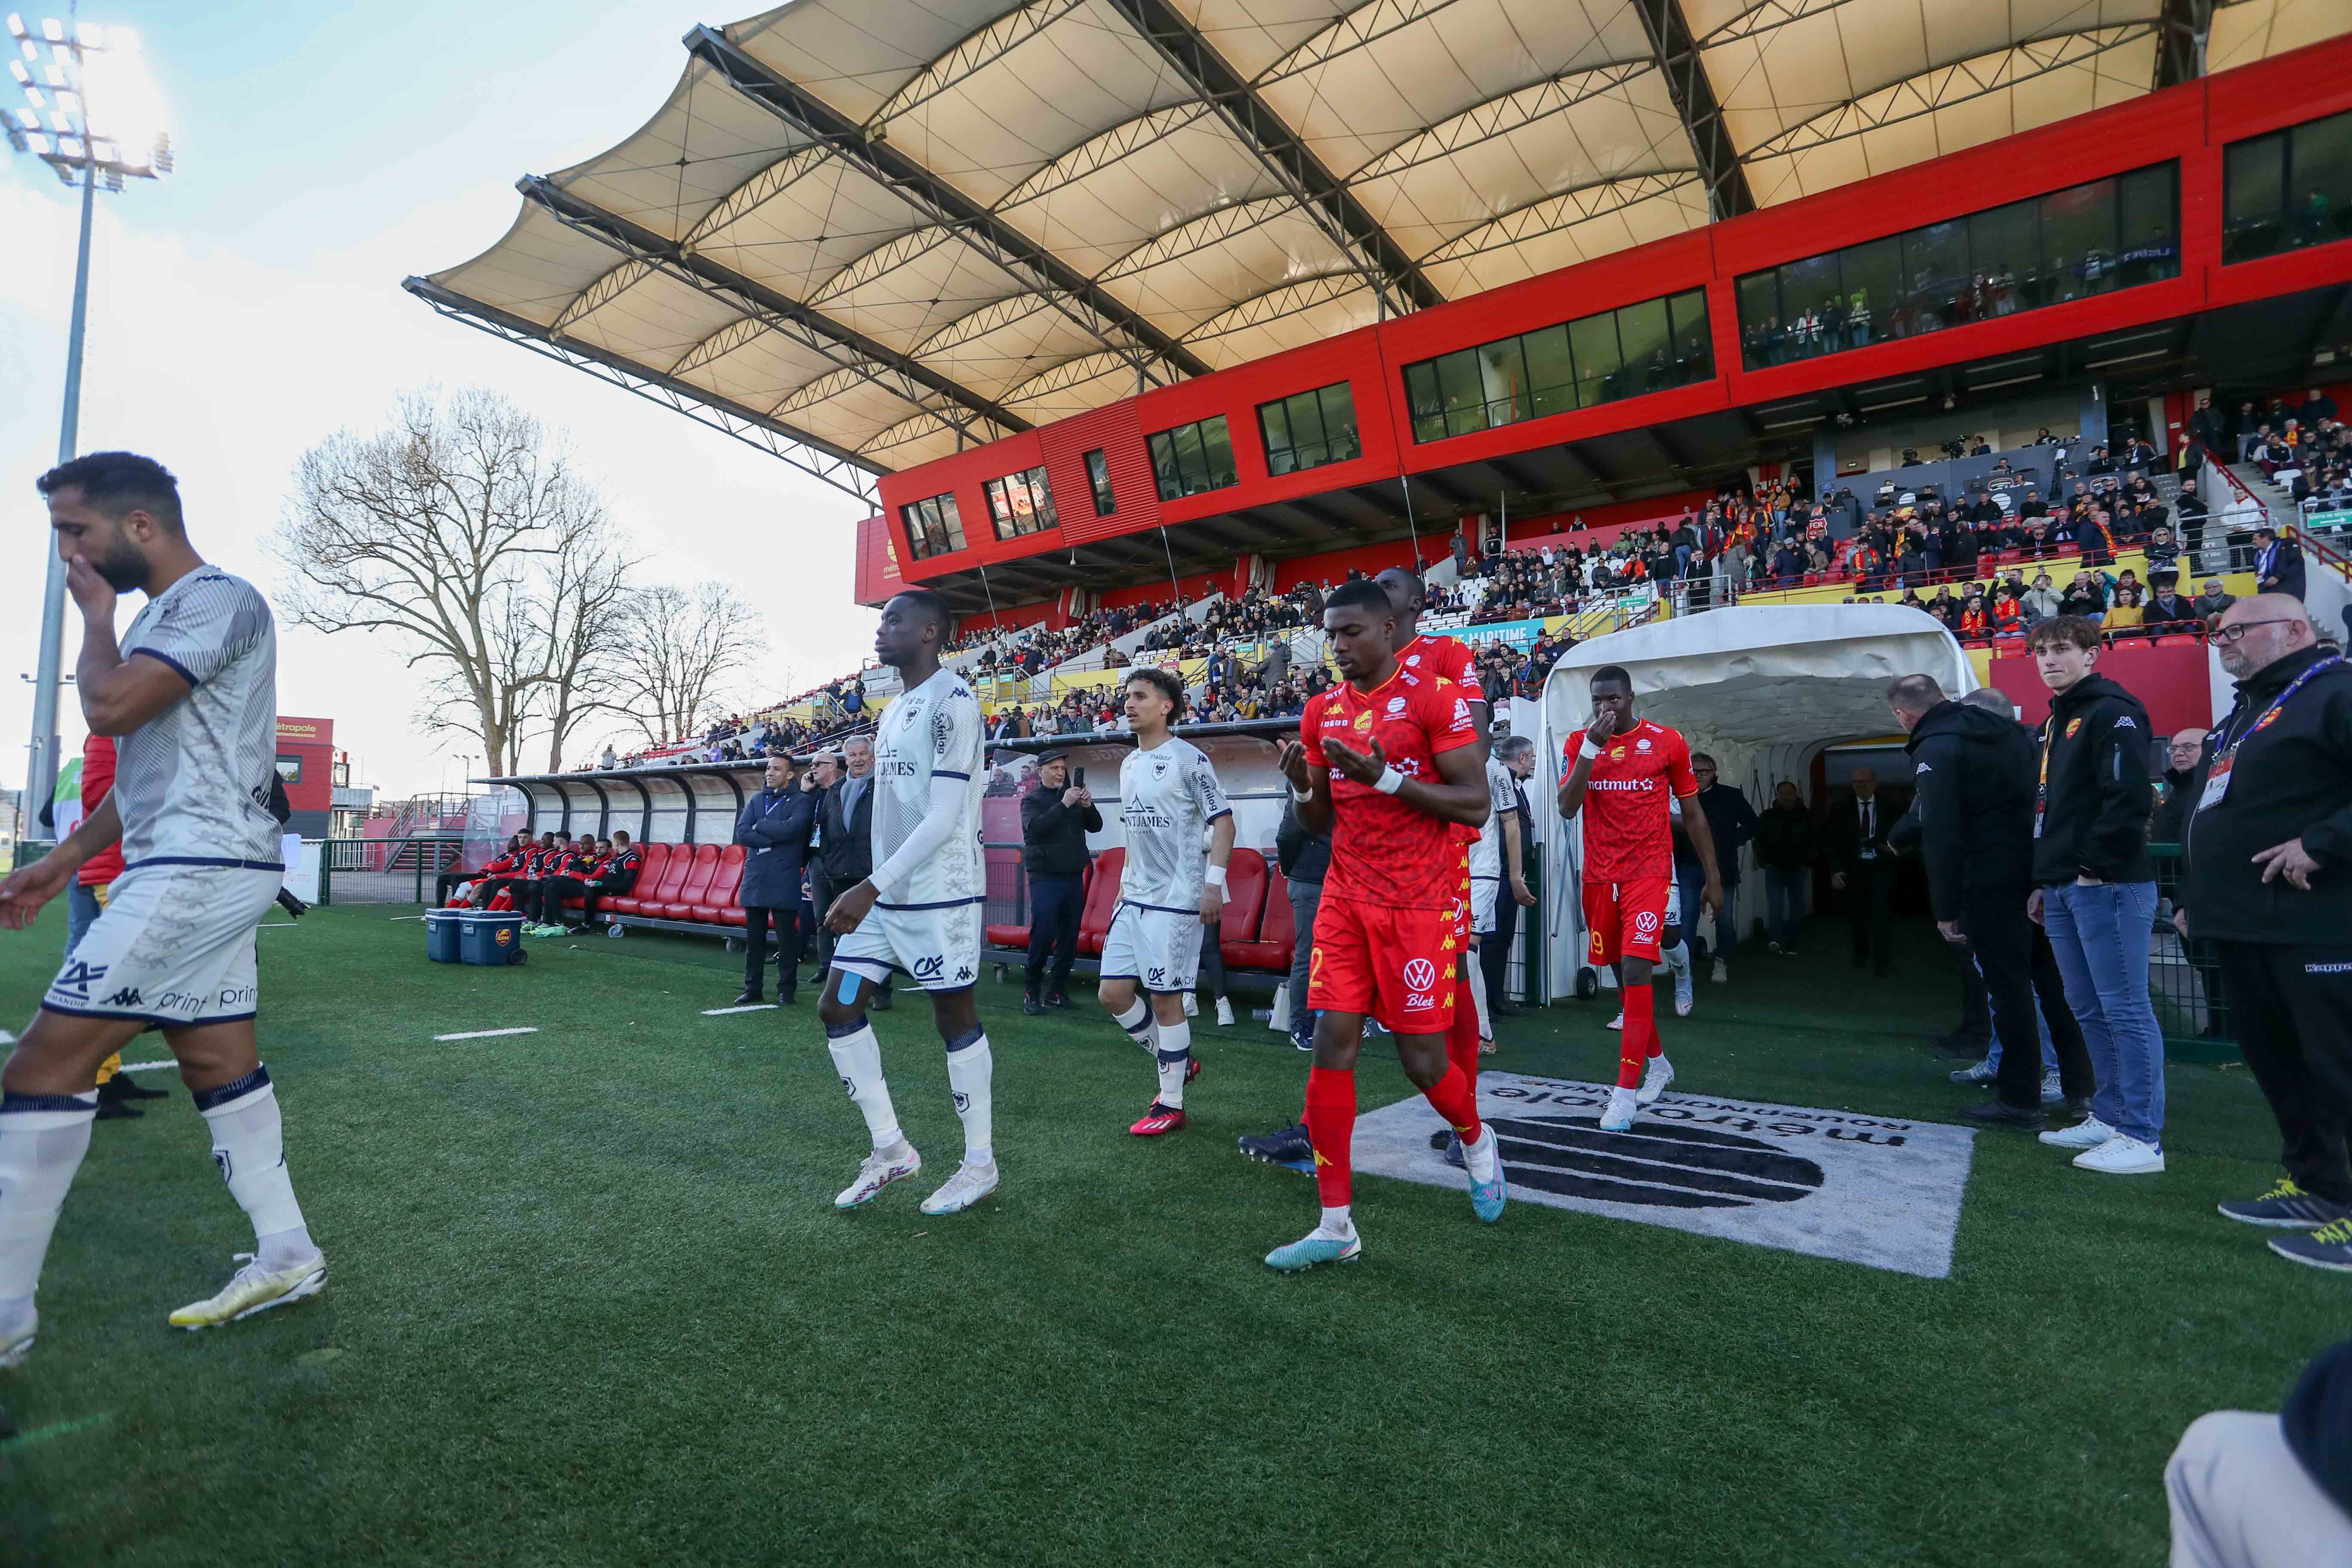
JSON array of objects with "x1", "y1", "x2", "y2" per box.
[{"x1": 0, "y1": 1, "x2": 879, "y2": 799}]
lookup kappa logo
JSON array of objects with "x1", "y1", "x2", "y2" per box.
[
  {"x1": 101, "y1": 986, "x2": 145, "y2": 1009},
  {"x1": 1916, "y1": 762, "x2": 1934, "y2": 773},
  {"x1": 1403, "y1": 957, "x2": 1437, "y2": 991},
  {"x1": 955, "y1": 965, "x2": 974, "y2": 984},
  {"x1": 911, "y1": 954, "x2": 946, "y2": 983},
  {"x1": 2112, "y1": 714, "x2": 2137, "y2": 729},
  {"x1": 52, "y1": 959, "x2": 107, "y2": 997}
]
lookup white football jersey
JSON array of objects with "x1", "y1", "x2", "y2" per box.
[
  {"x1": 1116, "y1": 736, "x2": 1230, "y2": 908},
  {"x1": 868, "y1": 666, "x2": 985, "y2": 906},
  {"x1": 115, "y1": 568, "x2": 282, "y2": 867},
  {"x1": 1472, "y1": 755, "x2": 1514, "y2": 875}
]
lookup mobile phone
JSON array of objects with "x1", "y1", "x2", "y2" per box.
[{"x1": 1073, "y1": 766, "x2": 1086, "y2": 788}]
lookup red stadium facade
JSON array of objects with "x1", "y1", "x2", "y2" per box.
[{"x1": 868, "y1": 38, "x2": 2352, "y2": 617}]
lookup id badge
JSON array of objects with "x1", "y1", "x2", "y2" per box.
[
  {"x1": 1860, "y1": 847, "x2": 1878, "y2": 861},
  {"x1": 2197, "y1": 756, "x2": 2233, "y2": 812}
]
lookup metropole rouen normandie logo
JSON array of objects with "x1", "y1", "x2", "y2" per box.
[{"x1": 1351, "y1": 1074, "x2": 1979, "y2": 1279}]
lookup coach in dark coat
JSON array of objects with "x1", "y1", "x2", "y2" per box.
[
  {"x1": 735, "y1": 753, "x2": 817, "y2": 1006},
  {"x1": 812, "y1": 734, "x2": 888, "y2": 1008}
]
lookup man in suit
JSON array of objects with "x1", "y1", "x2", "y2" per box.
[
  {"x1": 813, "y1": 735, "x2": 888, "y2": 1010},
  {"x1": 2254, "y1": 527, "x2": 2308, "y2": 601},
  {"x1": 1825, "y1": 767, "x2": 1899, "y2": 975},
  {"x1": 734, "y1": 752, "x2": 817, "y2": 1006}
]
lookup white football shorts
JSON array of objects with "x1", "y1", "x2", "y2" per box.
[
  {"x1": 832, "y1": 895, "x2": 983, "y2": 992},
  {"x1": 43, "y1": 861, "x2": 281, "y2": 1028},
  {"x1": 1100, "y1": 900, "x2": 1203, "y2": 995}
]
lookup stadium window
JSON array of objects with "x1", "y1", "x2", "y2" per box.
[
  {"x1": 1397, "y1": 287, "x2": 1714, "y2": 444},
  {"x1": 275, "y1": 755, "x2": 303, "y2": 784},
  {"x1": 1734, "y1": 162, "x2": 2180, "y2": 367},
  {"x1": 899, "y1": 491, "x2": 966, "y2": 560},
  {"x1": 2223, "y1": 108, "x2": 2352, "y2": 263},
  {"x1": 1084, "y1": 448, "x2": 1115, "y2": 516},
  {"x1": 984, "y1": 466, "x2": 1058, "y2": 540},
  {"x1": 1257, "y1": 381, "x2": 1360, "y2": 477},
  {"x1": 1145, "y1": 415, "x2": 1238, "y2": 501}
]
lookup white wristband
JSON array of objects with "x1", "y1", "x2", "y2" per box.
[
  {"x1": 1579, "y1": 738, "x2": 1603, "y2": 761},
  {"x1": 1291, "y1": 786, "x2": 1314, "y2": 804},
  {"x1": 1374, "y1": 766, "x2": 1406, "y2": 796},
  {"x1": 1204, "y1": 865, "x2": 1227, "y2": 888}
]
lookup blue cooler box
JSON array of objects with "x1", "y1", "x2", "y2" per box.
[
  {"x1": 458, "y1": 912, "x2": 528, "y2": 966},
  {"x1": 424, "y1": 910, "x2": 463, "y2": 963}
]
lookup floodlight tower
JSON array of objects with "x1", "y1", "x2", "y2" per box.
[{"x1": 4, "y1": 12, "x2": 172, "y2": 826}]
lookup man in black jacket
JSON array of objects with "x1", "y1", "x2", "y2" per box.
[
  {"x1": 1020, "y1": 752, "x2": 1101, "y2": 1015},
  {"x1": 2150, "y1": 728, "x2": 2208, "y2": 845},
  {"x1": 1690, "y1": 754, "x2": 1758, "y2": 981},
  {"x1": 1824, "y1": 769, "x2": 1898, "y2": 975},
  {"x1": 813, "y1": 737, "x2": 887, "y2": 1009},
  {"x1": 1753, "y1": 781, "x2": 1814, "y2": 952},
  {"x1": 2025, "y1": 615, "x2": 2165, "y2": 1173},
  {"x1": 733, "y1": 753, "x2": 817, "y2": 1006},
  {"x1": 2177, "y1": 596, "x2": 2352, "y2": 1268},
  {"x1": 2255, "y1": 527, "x2": 2308, "y2": 601},
  {"x1": 1274, "y1": 791, "x2": 1330, "y2": 1053},
  {"x1": 1890, "y1": 676, "x2": 2094, "y2": 1127}
]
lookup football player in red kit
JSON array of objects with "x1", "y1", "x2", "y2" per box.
[
  {"x1": 1265, "y1": 579, "x2": 1505, "y2": 1273},
  {"x1": 1558, "y1": 665, "x2": 1723, "y2": 1132}
]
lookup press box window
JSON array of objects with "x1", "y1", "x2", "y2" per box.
[
  {"x1": 899, "y1": 492, "x2": 966, "y2": 560},
  {"x1": 1084, "y1": 449, "x2": 1115, "y2": 516},
  {"x1": 983, "y1": 466, "x2": 1057, "y2": 540},
  {"x1": 1146, "y1": 416, "x2": 1237, "y2": 501},
  {"x1": 1258, "y1": 382, "x2": 1360, "y2": 477}
]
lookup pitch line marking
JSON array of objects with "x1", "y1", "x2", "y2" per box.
[
  {"x1": 432, "y1": 1027, "x2": 540, "y2": 1041},
  {"x1": 702, "y1": 1004, "x2": 778, "y2": 1015},
  {"x1": 1, "y1": 1411, "x2": 114, "y2": 1453}
]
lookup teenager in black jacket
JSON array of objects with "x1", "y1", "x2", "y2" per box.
[{"x1": 2025, "y1": 616, "x2": 2166, "y2": 1173}]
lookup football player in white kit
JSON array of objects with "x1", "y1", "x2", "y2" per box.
[
  {"x1": 1097, "y1": 669, "x2": 1234, "y2": 1136},
  {"x1": 819, "y1": 590, "x2": 997, "y2": 1216},
  {"x1": 0, "y1": 454, "x2": 326, "y2": 1359}
]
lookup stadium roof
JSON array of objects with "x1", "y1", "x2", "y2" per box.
[{"x1": 407, "y1": 0, "x2": 2337, "y2": 507}]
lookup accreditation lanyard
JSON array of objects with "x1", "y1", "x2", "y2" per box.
[{"x1": 2198, "y1": 654, "x2": 2344, "y2": 812}]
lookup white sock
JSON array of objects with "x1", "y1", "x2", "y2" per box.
[
  {"x1": 1113, "y1": 998, "x2": 1157, "y2": 1056},
  {"x1": 826, "y1": 1021, "x2": 902, "y2": 1151},
  {"x1": 1155, "y1": 1020, "x2": 1190, "y2": 1109},
  {"x1": 1664, "y1": 941, "x2": 1690, "y2": 976},
  {"x1": 1467, "y1": 958, "x2": 1491, "y2": 1041},
  {"x1": 193, "y1": 1069, "x2": 315, "y2": 1270},
  {"x1": 1464, "y1": 1123, "x2": 1499, "y2": 1184},
  {"x1": 946, "y1": 1027, "x2": 993, "y2": 1166},
  {"x1": 0, "y1": 1090, "x2": 98, "y2": 1318},
  {"x1": 1318, "y1": 1204, "x2": 1355, "y2": 1240}
]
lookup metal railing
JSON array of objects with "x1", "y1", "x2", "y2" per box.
[
  {"x1": 2149, "y1": 844, "x2": 2233, "y2": 1061},
  {"x1": 318, "y1": 836, "x2": 462, "y2": 906}
]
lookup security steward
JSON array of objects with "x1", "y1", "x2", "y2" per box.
[
  {"x1": 2175, "y1": 595, "x2": 2352, "y2": 1271},
  {"x1": 734, "y1": 753, "x2": 817, "y2": 1007},
  {"x1": 1020, "y1": 750, "x2": 1101, "y2": 1016}
]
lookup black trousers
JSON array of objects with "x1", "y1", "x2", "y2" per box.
[
  {"x1": 537, "y1": 876, "x2": 588, "y2": 925},
  {"x1": 1844, "y1": 861, "x2": 1898, "y2": 972},
  {"x1": 1956, "y1": 940, "x2": 1992, "y2": 1046},
  {"x1": 1024, "y1": 874, "x2": 1084, "y2": 997},
  {"x1": 2216, "y1": 940, "x2": 2352, "y2": 1204},
  {"x1": 1482, "y1": 885, "x2": 1519, "y2": 1008},
  {"x1": 434, "y1": 870, "x2": 469, "y2": 905},
  {"x1": 1962, "y1": 885, "x2": 2095, "y2": 1111},
  {"x1": 808, "y1": 866, "x2": 837, "y2": 967},
  {"x1": 745, "y1": 904, "x2": 802, "y2": 998}
]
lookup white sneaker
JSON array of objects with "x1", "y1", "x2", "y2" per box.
[
  {"x1": 920, "y1": 1159, "x2": 1001, "y2": 1216},
  {"x1": 1673, "y1": 967, "x2": 1695, "y2": 1017},
  {"x1": 1606, "y1": 1011, "x2": 1624, "y2": 1030},
  {"x1": 1599, "y1": 1086, "x2": 1638, "y2": 1133},
  {"x1": 2073, "y1": 1134, "x2": 2165, "y2": 1174},
  {"x1": 1637, "y1": 1054, "x2": 1675, "y2": 1106},
  {"x1": 1710, "y1": 958, "x2": 1727, "y2": 984},
  {"x1": 1182, "y1": 992, "x2": 1197, "y2": 1019},
  {"x1": 2039, "y1": 1115, "x2": 2114, "y2": 1151},
  {"x1": 168, "y1": 1251, "x2": 328, "y2": 1330},
  {"x1": 835, "y1": 1142, "x2": 922, "y2": 1209},
  {"x1": 2039, "y1": 1070, "x2": 2064, "y2": 1106},
  {"x1": 1215, "y1": 996, "x2": 1234, "y2": 1028}
]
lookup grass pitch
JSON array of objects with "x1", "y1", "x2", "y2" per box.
[{"x1": 0, "y1": 902, "x2": 2330, "y2": 1565}]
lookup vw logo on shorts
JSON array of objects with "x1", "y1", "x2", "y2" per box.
[
  {"x1": 1634, "y1": 911, "x2": 1660, "y2": 935},
  {"x1": 1403, "y1": 957, "x2": 1437, "y2": 991}
]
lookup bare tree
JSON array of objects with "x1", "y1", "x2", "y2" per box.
[
  {"x1": 532, "y1": 528, "x2": 641, "y2": 771},
  {"x1": 270, "y1": 387, "x2": 617, "y2": 775},
  {"x1": 611, "y1": 582, "x2": 767, "y2": 745}
]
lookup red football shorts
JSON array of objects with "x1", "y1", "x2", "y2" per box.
[
  {"x1": 1584, "y1": 875, "x2": 1669, "y2": 966},
  {"x1": 1308, "y1": 896, "x2": 1459, "y2": 1035}
]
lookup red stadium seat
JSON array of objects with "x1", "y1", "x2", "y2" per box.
[
  {"x1": 695, "y1": 845, "x2": 746, "y2": 922},
  {"x1": 1993, "y1": 635, "x2": 2027, "y2": 654},
  {"x1": 606, "y1": 842, "x2": 674, "y2": 915},
  {"x1": 990, "y1": 854, "x2": 1096, "y2": 951},
  {"x1": 662, "y1": 844, "x2": 720, "y2": 919},
  {"x1": 1997, "y1": 549, "x2": 2023, "y2": 564},
  {"x1": 2156, "y1": 634, "x2": 2201, "y2": 646},
  {"x1": 1224, "y1": 860, "x2": 1294, "y2": 971},
  {"x1": 1076, "y1": 848, "x2": 1124, "y2": 956}
]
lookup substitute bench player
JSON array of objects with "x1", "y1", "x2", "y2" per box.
[
  {"x1": 0, "y1": 453, "x2": 327, "y2": 1359},
  {"x1": 1266, "y1": 579, "x2": 1506, "y2": 1272},
  {"x1": 1557, "y1": 665, "x2": 1723, "y2": 1133}
]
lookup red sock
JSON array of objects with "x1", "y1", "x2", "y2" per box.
[
  {"x1": 1421, "y1": 1063, "x2": 1484, "y2": 1145},
  {"x1": 1445, "y1": 970, "x2": 1479, "y2": 1082},
  {"x1": 1304, "y1": 1066, "x2": 1356, "y2": 1209},
  {"x1": 1618, "y1": 983, "x2": 1657, "y2": 1088}
]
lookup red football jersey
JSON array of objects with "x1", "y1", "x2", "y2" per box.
[
  {"x1": 1400, "y1": 632, "x2": 1482, "y2": 846},
  {"x1": 1564, "y1": 718, "x2": 1697, "y2": 881},
  {"x1": 1303, "y1": 665, "x2": 1481, "y2": 910}
]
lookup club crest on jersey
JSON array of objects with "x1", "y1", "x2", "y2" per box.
[
  {"x1": 1353, "y1": 712, "x2": 1372, "y2": 732},
  {"x1": 2065, "y1": 718, "x2": 2083, "y2": 738},
  {"x1": 1152, "y1": 755, "x2": 1170, "y2": 778},
  {"x1": 1610, "y1": 747, "x2": 1627, "y2": 760},
  {"x1": 1403, "y1": 957, "x2": 1437, "y2": 991}
]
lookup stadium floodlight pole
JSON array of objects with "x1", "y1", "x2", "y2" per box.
[
  {"x1": 1399, "y1": 473, "x2": 1423, "y2": 570},
  {"x1": 5, "y1": 12, "x2": 172, "y2": 825}
]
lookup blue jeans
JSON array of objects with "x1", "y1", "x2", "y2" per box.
[
  {"x1": 65, "y1": 882, "x2": 102, "y2": 959},
  {"x1": 2044, "y1": 880, "x2": 2166, "y2": 1145},
  {"x1": 1764, "y1": 867, "x2": 1806, "y2": 946},
  {"x1": 1673, "y1": 863, "x2": 1703, "y2": 953}
]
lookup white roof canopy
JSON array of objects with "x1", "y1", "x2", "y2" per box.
[{"x1": 408, "y1": 0, "x2": 2331, "y2": 502}]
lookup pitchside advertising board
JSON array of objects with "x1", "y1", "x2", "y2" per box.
[{"x1": 1353, "y1": 1073, "x2": 1978, "y2": 1279}]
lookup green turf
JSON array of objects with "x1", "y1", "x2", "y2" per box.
[{"x1": 0, "y1": 902, "x2": 2329, "y2": 1565}]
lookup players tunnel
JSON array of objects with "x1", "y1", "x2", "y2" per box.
[{"x1": 1533, "y1": 604, "x2": 1980, "y2": 998}]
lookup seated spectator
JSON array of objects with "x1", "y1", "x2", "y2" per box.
[{"x1": 2102, "y1": 584, "x2": 2145, "y2": 632}]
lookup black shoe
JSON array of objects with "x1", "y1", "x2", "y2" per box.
[
  {"x1": 2065, "y1": 1095, "x2": 2093, "y2": 1118},
  {"x1": 732, "y1": 989, "x2": 763, "y2": 1006},
  {"x1": 1044, "y1": 992, "x2": 1074, "y2": 1010},
  {"x1": 100, "y1": 1073, "x2": 168, "y2": 1102},
  {"x1": 870, "y1": 990, "x2": 893, "y2": 1011},
  {"x1": 1490, "y1": 1001, "x2": 1519, "y2": 1018},
  {"x1": 1933, "y1": 1032, "x2": 1991, "y2": 1060},
  {"x1": 1238, "y1": 1121, "x2": 1312, "y2": 1167},
  {"x1": 1023, "y1": 994, "x2": 1044, "y2": 1016},
  {"x1": 775, "y1": 992, "x2": 797, "y2": 1007},
  {"x1": 95, "y1": 1097, "x2": 142, "y2": 1121},
  {"x1": 1962, "y1": 1099, "x2": 2045, "y2": 1130}
]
